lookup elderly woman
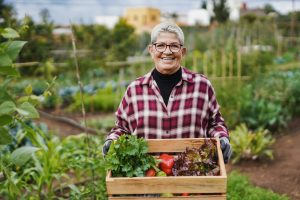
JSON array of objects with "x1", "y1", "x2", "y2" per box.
[{"x1": 103, "y1": 21, "x2": 232, "y2": 163}]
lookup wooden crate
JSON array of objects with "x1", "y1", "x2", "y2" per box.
[{"x1": 106, "y1": 138, "x2": 227, "y2": 200}]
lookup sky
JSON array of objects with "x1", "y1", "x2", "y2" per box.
[{"x1": 5, "y1": 0, "x2": 300, "y2": 25}]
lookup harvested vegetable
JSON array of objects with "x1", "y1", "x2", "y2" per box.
[
  {"x1": 105, "y1": 135, "x2": 156, "y2": 177},
  {"x1": 159, "y1": 154, "x2": 174, "y2": 175},
  {"x1": 145, "y1": 168, "x2": 156, "y2": 177},
  {"x1": 172, "y1": 139, "x2": 220, "y2": 176}
]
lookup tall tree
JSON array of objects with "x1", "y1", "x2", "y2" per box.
[
  {"x1": 201, "y1": 0, "x2": 207, "y2": 9},
  {"x1": 212, "y1": 0, "x2": 229, "y2": 23},
  {"x1": 264, "y1": 4, "x2": 277, "y2": 14},
  {"x1": 0, "y1": 0, "x2": 17, "y2": 28},
  {"x1": 108, "y1": 18, "x2": 137, "y2": 61}
]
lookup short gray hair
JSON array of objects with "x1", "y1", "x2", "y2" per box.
[{"x1": 151, "y1": 21, "x2": 184, "y2": 45}]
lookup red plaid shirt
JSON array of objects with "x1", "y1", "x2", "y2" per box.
[{"x1": 107, "y1": 67, "x2": 229, "y2": 140}]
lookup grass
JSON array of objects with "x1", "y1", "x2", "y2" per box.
[{"x1": 228, "y1": 171, "x2": 290, "y2": 200}]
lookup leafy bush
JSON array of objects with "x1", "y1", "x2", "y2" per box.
[
  {"x1": 239, "y1": 70, "x2": 300, "y2": 131},
  {"x1": 215, "y1": 69, "x2": 300, "y2": 132},
  {"x1": 240, "y1": 98, "x2": 289, "y2": 131},
  {"x1": 228, "y1": 171, "x2": 290, "y2": 200},
  {"x1": 0, "y1": 126, "x2": 107, "y2": 199},
  {"x1": 230, "y1": 124, "x2": 275, "y2": 163},
  {"x1": 241, "y1": 51, "x2": 273, "y2": 75},
  {"x1": 213, "y1": 80, "x2": 252, "y2": 129}
]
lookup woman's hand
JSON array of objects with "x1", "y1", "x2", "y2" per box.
[
  {"x1": 220, "y1": 137, "x2": 232, "y2": 164},
  {"x1": 102, "y1": 140, "x2": 112, "y2": 156}
]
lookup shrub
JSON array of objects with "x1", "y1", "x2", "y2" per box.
[{"x1": 230, "y1": 124, "x2": 275, "y2": 163}]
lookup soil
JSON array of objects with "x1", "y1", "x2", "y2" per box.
[
  {"x1": 36, "y1": 110, "x2": 114, "y2": 137},
  {"x1": 37, "y1": 112, "x2": 300, "y2": 200}
]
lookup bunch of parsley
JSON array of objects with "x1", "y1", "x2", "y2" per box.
[{"x1": 105, "y1": 135, "x2": 156, "y2": 177}]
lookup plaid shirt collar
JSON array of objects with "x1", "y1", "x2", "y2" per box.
[{"x1": 139, "y1": 67, "x2": 194, "y2": 86}]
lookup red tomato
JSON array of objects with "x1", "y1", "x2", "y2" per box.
[
  {"x1": 145, "y1": 168, "x2": 156, "y2": 177},
  {"x1": 181, "y1": 193, "x2": 189, "y2": 196},
  {"x1": 159, "y1": 154, "x2": 174, "y2": 175}
]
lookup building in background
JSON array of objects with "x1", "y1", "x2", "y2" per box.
[
  {"x1": 124, "y1": 7, "x2": 160, "y2": 33},
  {"x1": 227, "y1": 0, "x2": 242, "y2": 21},
  {"x1": 240, "y1": 2, "x2": 267, "y2": 18}
]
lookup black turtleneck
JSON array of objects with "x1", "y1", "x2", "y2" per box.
[{"x1": 152, "y1": 68, "x2": 182, "y2": 106}]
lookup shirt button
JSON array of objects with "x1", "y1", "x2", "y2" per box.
[{"x1": 166, "y1": 131, "x2": 169, "y2": 134}]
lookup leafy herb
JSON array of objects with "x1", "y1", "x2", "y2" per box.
[
  {"x1": 172, "y1": 139, "x2": 220, "y2": 176},
  {"x1": 105, "y1": 135, "x2": 156, "y2": 177}
]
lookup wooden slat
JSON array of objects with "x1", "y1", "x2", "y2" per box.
[
  {"x1": 109, "y1": 194, "x2": 226, "y2": 200},
  {"x1": 146, "y1": 138, "x2": 207, "y2": 153},
  {"x1": 106, "y1": 175, "x2": 226, "y2": 194}
]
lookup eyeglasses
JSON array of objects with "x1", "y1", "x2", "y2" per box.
[{"x1": 152, "y1": 43, "x2": 183, "y2": 53}]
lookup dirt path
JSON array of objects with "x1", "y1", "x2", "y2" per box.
[
  {"x1": 36, "y1": 111, "x2": 114, "y2": 137},
  {"x1": 227, "y1": 118, "x2": 300, "y2": 200},
  {"x1": 37, "y1": 112, "x2": 300, "y2": 199}
]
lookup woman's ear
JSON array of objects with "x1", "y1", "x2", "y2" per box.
[
  {"x1": 148, "y1": 44, "x2": 154, "y2": 58},
  {"x1": 182, "y1": 47, "x2": 187, "y2": 56}
]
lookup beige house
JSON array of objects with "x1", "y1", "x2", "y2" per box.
[{"x1": 124, "y1": 7, "x2": 161, "y2": 34}]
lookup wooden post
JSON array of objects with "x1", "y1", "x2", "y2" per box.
[
  {"x1": 212, "y1": 50, "x2": 217, "y2": 78},
  {"x1": 221, "y1": 49, "x2": 226, "y2": 85},
  {"x1": 192, "y1": 51, "x2": 198, "y2": 73},
  {"x1": 116, "y1": 67, "x2": 125, "y2": 109},
  {"x1": 229, "y1": 52, "x2": 233, "y2": 77},
  {"x1": 237, "y1": 50, "x2": 242, "y2": 81},
  {"x1": 203, "y1": 52, "x2": 208, "y2": 76},
  {"x1": 90, "y1": 95, "x2": 95, "y2": 113}
]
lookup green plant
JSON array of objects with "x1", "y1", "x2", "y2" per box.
[
  {"x1": 0, "y1": 27, "x2": 106, "y2": 199},
  {"x1": 85, "y1": 114, "x2": 115, "y2": 131},
  {"x1": 230, "y1": 124, "x2": 275, "y2": 163},
  {"x1": 228, "y1": 171, "x2": 290, "y2": 200},
  {"x1": 105, "y1": 135, "x2": 156, "y2": 177},
  {"x1": 68, "y1": 84, "x2": 120, "y2": 112},
  {"x1": 213, "y1": 79, "x2": 252, "y2": 129},
  {"x1": 239, "y1": 70, "x2": 300, "y2": 131}
]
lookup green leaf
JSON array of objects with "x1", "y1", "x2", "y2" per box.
[
  {"x1": 1, "y1": 28, "x2": 20, "y2": 39},
  {"x1": 16, "y1": 102, "x2": 39, "y2": 119},
  {"x1": 25, "y1": 84, "x2": 32, "y2": 95},
  {"x1": 4, "y1": 41, "x2": 27, "y2": 61},
  {"x1": 0, "y1": 52, "x2": 12, "y2": 67},
  {"x1": 0, "y1": 127, "x2": 12, "y2": 145},
  {"x1": 11, "y1": 146, "x2": 40, "y2": 166},
  {"x1": 0, "y1": 87, "x2": 13, "y2": 102},
  {"x1": 0, "y1": 66, "x2": 19, "y2": 76},
  {"x1": 0, "y1": 101, "x2": 16, "y2": 115},
  {"x1": 0, "y1": 115, "x2": 13, "y2": 126}
]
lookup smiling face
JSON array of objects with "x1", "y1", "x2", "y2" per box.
[{"x1": 148, "y1": 32, "x2": 186, "y2": 75}]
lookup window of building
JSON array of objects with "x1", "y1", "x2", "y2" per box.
[{"x1": 152, "y1": 15, "x2": 156, "y2": 21}]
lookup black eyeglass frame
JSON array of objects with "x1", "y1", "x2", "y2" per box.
[{"x1": 152, "y1": 43, "x2": 183, "y2": 53}]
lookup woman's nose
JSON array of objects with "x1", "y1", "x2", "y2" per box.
[{"x1": 163, "y1": 45, "x2": 173, "y2": 54}]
